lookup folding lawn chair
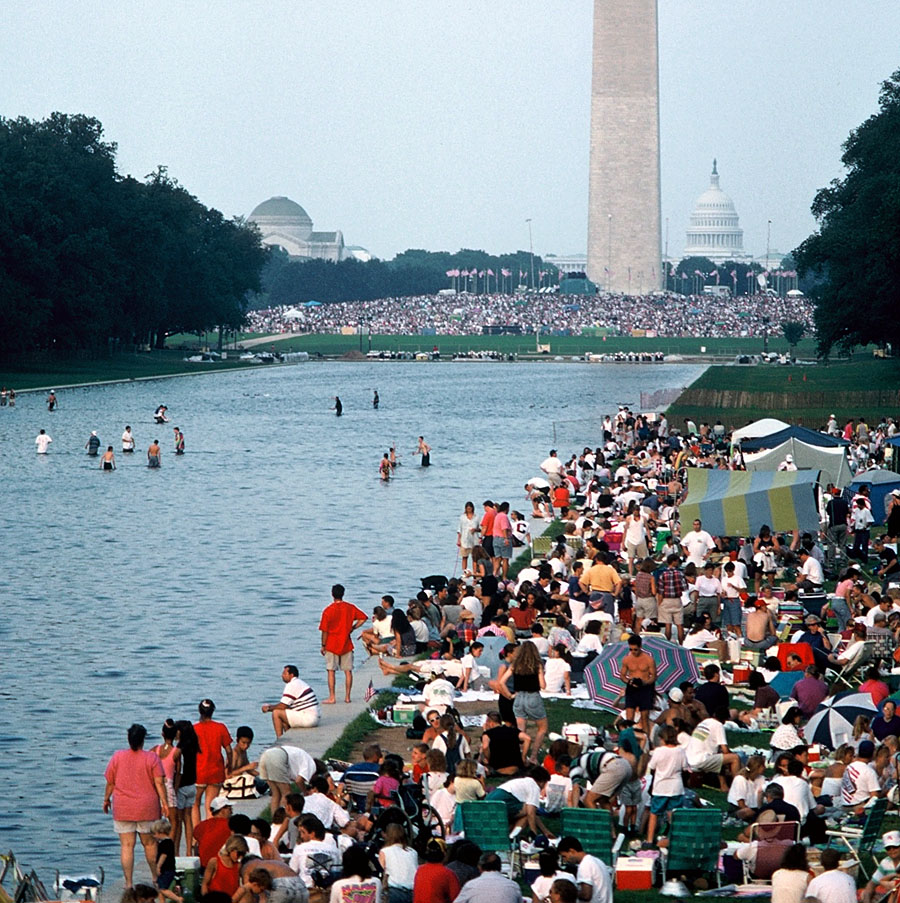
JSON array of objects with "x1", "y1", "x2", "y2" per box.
[
  {"x1": 558, "y1": 807, "x2": 624, "y2": 868},
  {"x1": 827, "y1": 640, "x2": 875, "y2": 691},
  {"x1": 662, "y1": 808, "x2": 723, "y2": 886},
  {"x1": 742, "y1": 820, "x2": 800, "y2": 884},
  {"x1": 460, "y1": 801, "x2": 515, "y2": 864},
  {"x1": 826, "y1": 797, "x2": 889, "y2": 879}
]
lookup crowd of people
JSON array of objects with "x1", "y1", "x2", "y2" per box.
[
  {"x1": 244, "y1": 292, "x2": 815, "y2": 340},
  {"x1": 102, "y1": 404, "x2": 900, "y2": 903}
]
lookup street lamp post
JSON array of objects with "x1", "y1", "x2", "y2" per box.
[
  {"x1": 526, "y1": 218, "x2": 535, "y2": 291},
  {"x1": 664, "y1": 217, "x2": 669, "y2": 292},
  {"x1": 765, "y1": 219, "x2": 772, "y2": 289}
]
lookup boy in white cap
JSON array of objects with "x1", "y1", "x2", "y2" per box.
[{"x1": 861, "y1": 831, "x2": 900, "y2": 903}]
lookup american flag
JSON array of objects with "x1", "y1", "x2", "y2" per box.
[{"x1": 364, "y1": 680, "x2": 376, "y2": 702}]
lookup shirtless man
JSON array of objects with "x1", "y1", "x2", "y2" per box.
[
  {"x1": 147, "y1": 439, "x2": 161, "y2": 468},
  {"x1": 416, "y1": 436, "x2": 431, "y2": 467},
  {"x1": 47, "y1": 390, "x2": 58, "y2": 411},
  {"x1": 619, "y1": 635, "x2": 657, "y2": 738},
  {"x1": 744, "y1": 598, "x2": 777, "y2": 651},
  {"x1": 100, "y1": 447, "x2": 116, "y2": 471}
]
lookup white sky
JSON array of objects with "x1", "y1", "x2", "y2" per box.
[{"x1": 3, "y1": 1, "x2": 898, "y2": 262}]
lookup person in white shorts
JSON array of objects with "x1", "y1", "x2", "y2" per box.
[{"x1": 262, "y1": 665, "x2": 320, "y2": 735}]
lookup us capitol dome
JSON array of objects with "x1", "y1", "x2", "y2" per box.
[
  {"x1": 682, "y1": 160, "x2": 748, "y2": 264},
  {"x1": 248, "y1": 196, "x2": 345, "y2": 262}
]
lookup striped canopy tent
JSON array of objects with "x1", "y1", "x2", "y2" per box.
[
  {"x1": 679, "y1": 469, "x2": 821, "y2": 536},
  {"x1": 584, "y1": 636, "x2": 702, "y2": 713}
]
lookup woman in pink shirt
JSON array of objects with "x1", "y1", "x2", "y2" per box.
[{"x1": 103, "y1": 723, "x2": 169, "y2": 888}]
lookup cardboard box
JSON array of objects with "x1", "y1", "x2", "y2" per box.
[{"x1": 616, "y1": 856, "x2": 654, "y2": 890}]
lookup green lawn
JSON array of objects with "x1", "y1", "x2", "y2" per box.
[
  {"x1": 0, "y1": 349, "x2": 265, "y2": 391},
  {"x1": 668, "y1": 354, "x2": 900, "y2": 428}
]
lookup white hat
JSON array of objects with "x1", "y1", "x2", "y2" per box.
[
  {"x1": 210, "y1": 797, "x2": 233, "y2": 812},
  {"x1": 785, "y1": 454, "x2": 793, "y2": 463},
  {"x1": 884, "y1": 830, "x2": 900, "y2": 848},
  {"x1": 668, "y1": 687, "x2": 684, "y2": 703}
]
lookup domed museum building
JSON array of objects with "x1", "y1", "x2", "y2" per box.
[{"x1": 248, "y1": 196, "x2": 345, "y2": 261}]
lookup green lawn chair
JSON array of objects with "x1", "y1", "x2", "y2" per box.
[
  {"x1": 459, "y1": 800, "x2": 512, "y2": 853},
  {"x1": 559, "y1": 808, "x2": 619, "y2": 867},
  {"x1": 663, "y1": 808, "x2": 723, "y2": 885},
  {"x1": 826, "y1": 797, "x2": 889, "y2": 879}
]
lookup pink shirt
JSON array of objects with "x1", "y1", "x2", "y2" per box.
[
  {"x1": 491, "y1": 511, "x2": 511, "y2": 539},
  {"x1": 104, "y1": 748, "x2": 164, "y2": 822}
]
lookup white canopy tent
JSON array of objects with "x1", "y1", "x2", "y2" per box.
[
  {"x1": 742, "y1": 437, "x2": 853, "y2": 488},
  {"x1": 281, "y1": 307, "x2": 304, "y2": 320},
  {"x1": 731, "y1": 418, "x2": 791, "y2": 445}
]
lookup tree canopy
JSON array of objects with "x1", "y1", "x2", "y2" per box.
[
  {"x1": 0, "y1": 113, "x2": 267, "y2": 353},
  {"x1": 795, "y1": 68, "x2": 900, "y2": 354},
  {"x1": 253, "y1": 247, "x2": 556, "y2": 308}
]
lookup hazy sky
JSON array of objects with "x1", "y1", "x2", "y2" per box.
[{"x1": 4, "y1": 1, "x2": 898, "y2": 262}]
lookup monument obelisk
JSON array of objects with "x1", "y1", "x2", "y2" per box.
[{"x1": 586, "y1": 0, "x2": 661, "y2": 295}]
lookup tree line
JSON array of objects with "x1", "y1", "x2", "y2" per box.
[
  {"x1": 0, "y1": 113, "x2": 267, "y2": 354},
  {"x1": 256, "y1": 248, "x2": 556, "y2": 307}
]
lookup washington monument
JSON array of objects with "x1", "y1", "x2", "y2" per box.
[{"x1": 586, "y1": 0, "x2": 661, "y2": 295}]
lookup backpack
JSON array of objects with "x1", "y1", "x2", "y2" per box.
[{"x1": 441, "y1": 732, "x2": 464, "y2": 775}]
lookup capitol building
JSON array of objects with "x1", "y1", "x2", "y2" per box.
[
  {"x1": 248, "y1": 196, "x2": 346, "y2": 262},
  {"x1": 682, "y1": 160, "x2": 749, "y2": 264}
]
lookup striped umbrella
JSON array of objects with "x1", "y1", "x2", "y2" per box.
[
  {"x1": 804, "y1": 691, "x2": 879, "y2": 750},
  {"x1": 584, "y1": 636, "x2": 702, "y2": 713}
]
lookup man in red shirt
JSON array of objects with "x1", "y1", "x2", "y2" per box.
[
  {"x1": 318, "y1": 583, "x2": 368, "y2": 704},
  {"x1": 193, "y1": 796, "x2": 233, "y2": 867},
  {"x1": 480, "y1": 500, "x2": 496, "y2": 558}
]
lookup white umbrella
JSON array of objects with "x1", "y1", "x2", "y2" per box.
[{"x1": 804, "y1": 692, "x2": 878, "y2": 750}]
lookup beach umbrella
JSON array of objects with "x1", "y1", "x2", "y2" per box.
[
  {"x1": 804, "y1": 691, "x2": 878, "y2": 749},
  {"x1": 584, "y1": 636, "x2": 702, "y2": 713}
]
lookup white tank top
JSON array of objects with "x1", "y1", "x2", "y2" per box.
[{"x1": 381, "y1": 844, "x2": 418, "y2": 889}]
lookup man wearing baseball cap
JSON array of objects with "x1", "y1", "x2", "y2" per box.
[
  {"x1": 862, "y1": 831, "x2": 900, "y2": 903},
  {"x1": 193, "y1": 796, "x2": 233, "y2": 867}
]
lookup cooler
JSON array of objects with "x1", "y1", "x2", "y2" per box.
[
  {"x1": 562, "y1": 722, "x2": 601, "y2": 751},
  {"x1": 733, "y1": 664, "x2": 751, "y2": 684},
  {"x1": 391, "y1": 704, "x2": 417, "y2": 724},
  {"x1": 616, "y1": 856, "x2": 655, "y2": 890},
  {"x1": 175, "y1": 857, "x2": 201, "y2": 896}
]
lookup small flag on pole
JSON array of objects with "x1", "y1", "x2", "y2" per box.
[{"x1": 364, "y1": 680, "x2": 375, "y2": 702}]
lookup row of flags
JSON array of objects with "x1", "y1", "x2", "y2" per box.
[
  {"x1": 446, "y1": 268, "x2": 542, "y2": 279},
  {"x1": 672, "y1": 267, "x2": 798, "y2": 280}
]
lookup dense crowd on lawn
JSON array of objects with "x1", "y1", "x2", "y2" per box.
[
  {"x1": 246, "y1": 292, "x2": 815, "y2": 340},
  {"x1": 107, "y1": 411, "x2": 900, "y2": 903}
]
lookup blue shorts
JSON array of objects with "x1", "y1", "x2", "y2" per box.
[
  {"x1": 721, "y1": 598, "x2": 742, "y2": 627},
  {"x1": 650, "y1": 793, "x2": 683, "y2": 815},
  {"x1": 493, "y1": 537, "x2": 513, "y2": 559}
]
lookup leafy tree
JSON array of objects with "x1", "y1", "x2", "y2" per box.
[
  {"x1": 782, "y1": 321, "x2": 806, "y2": 353},
  {"x1": 795, "y1": 68, "x2": 900, "y2": 354},
  {"x1": 0, "y1": 116, "x2": 266, "y2": 354}
]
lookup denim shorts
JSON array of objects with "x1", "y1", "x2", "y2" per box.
[
  {"x1": 721, "y1": 598, "x2": 742, "y2": 627},
  {"x1": 175, "y1": 783, "x2": 196, "y2": 809},
  {"x1": 650, "y1": 793, "x2": 684, "y2": 815},
  {"x1": 513, "y1": 690, "x2": 546, "y2": 721}
]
